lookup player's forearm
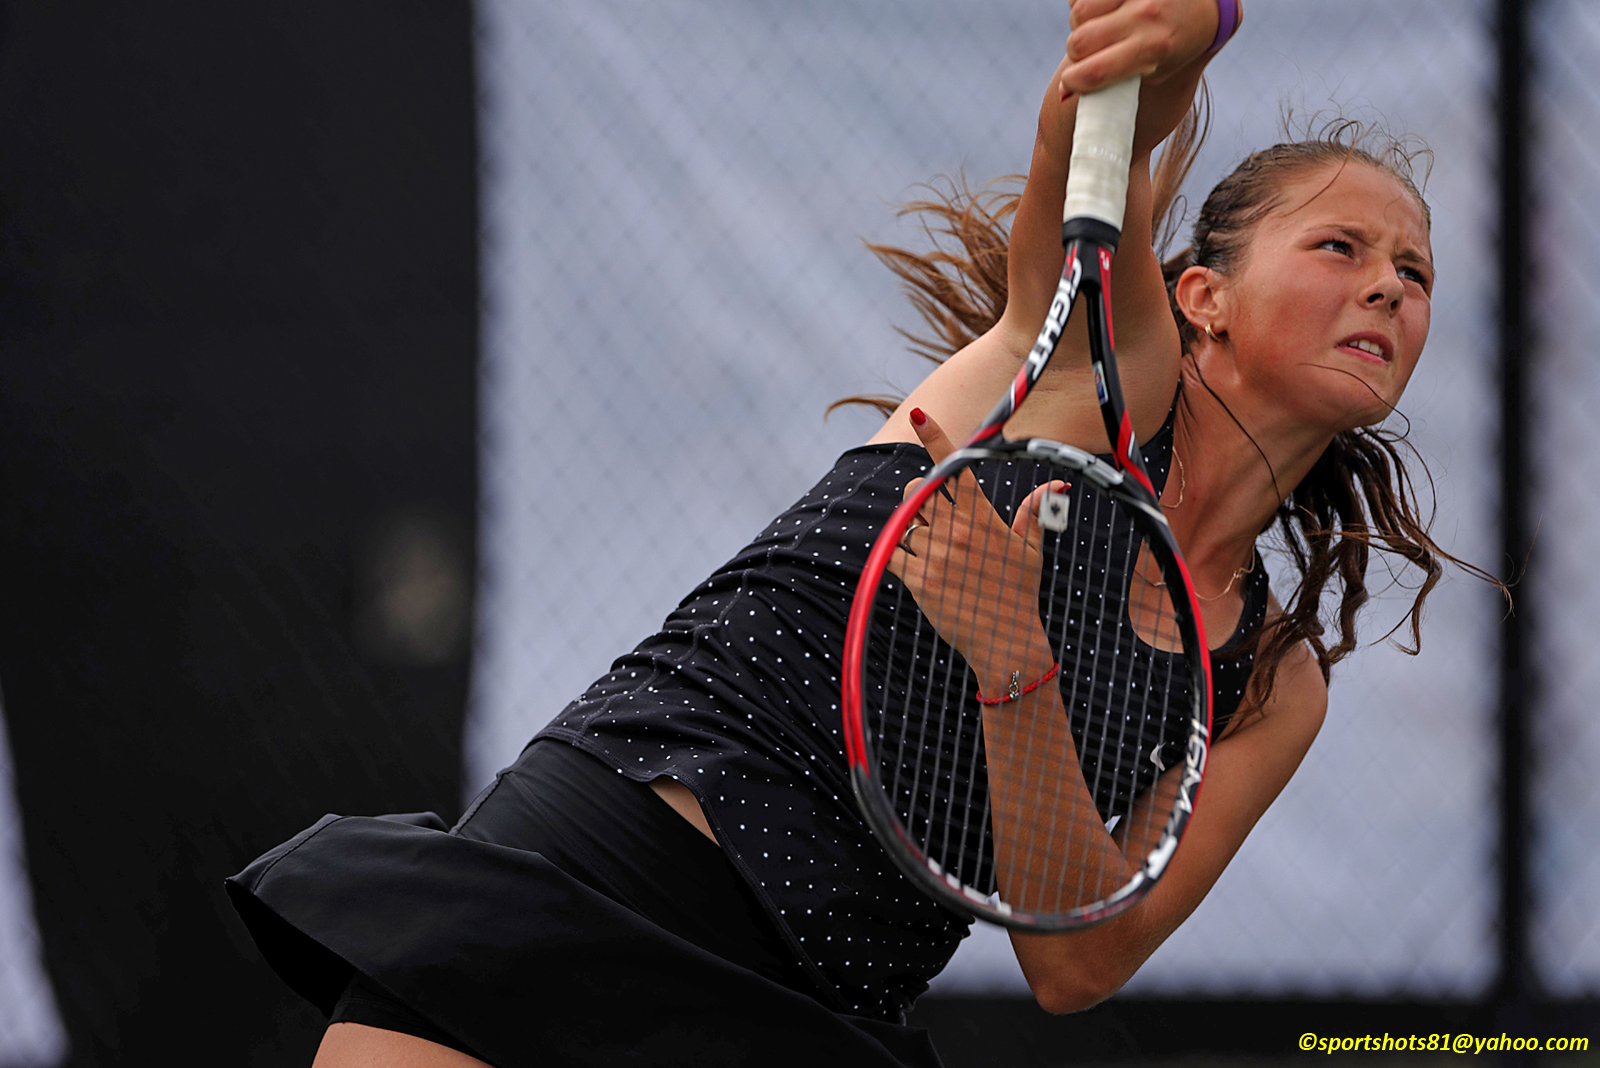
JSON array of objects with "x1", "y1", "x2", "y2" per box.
[
  {"x1": 996, "y1": 114, "x2": 1085, "y2": 357},
  {"x1": 1131, "y1": 50, "x2": 1211, "y2": 159},
  {"x1": 1000, "y1": 58, "x2": 1205, "y2": 360},
  {"x1": 1012, "y1": 650, "x2": 1327, "y2": 1016},
  {"x1": 1010, "y1": 899, "x2": 1166, "y2": 1013},
  {"x1": 980, "y1": 670, "x2": 1138, "y2": 915}
]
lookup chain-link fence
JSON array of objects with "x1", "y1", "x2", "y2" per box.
[
  {"x1": 1532, "y1": 0, "x2": 1600, "y2": 999},
  {"x1": 470, "y1": 0, "x2": 1506, "y2": 998}
]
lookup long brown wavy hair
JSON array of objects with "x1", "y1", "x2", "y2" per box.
[{"x1": 836, "y1": 98, "x2": 1504, "y2": 711}]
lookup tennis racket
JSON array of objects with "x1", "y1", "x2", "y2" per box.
[{"x1": 841, "y1": 77, "x2": 1213, "y2": 930}]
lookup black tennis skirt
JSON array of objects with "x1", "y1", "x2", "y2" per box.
[{"x1": 226, "y1": 739, "x2": 944, "y2": 1068}]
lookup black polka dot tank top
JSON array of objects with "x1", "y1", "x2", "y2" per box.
[{"x1": 538, "y1": 407, "x2": 1267, "y2": 1021}]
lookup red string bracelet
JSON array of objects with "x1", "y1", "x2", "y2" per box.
[{"x1": 976, "y1": 663, "x2": 1061, "y2": 705}]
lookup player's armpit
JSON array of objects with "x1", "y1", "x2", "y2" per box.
[{"x1": 1007, "y1": 641, "x2": 1327, "y2": 1015}]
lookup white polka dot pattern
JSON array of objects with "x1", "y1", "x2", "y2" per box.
[{"x1": 538, "y1": 407, "x2": 1265, "y2": 1018}]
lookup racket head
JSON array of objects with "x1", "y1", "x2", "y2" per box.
[{"x1": 841, "y1": 437, "x2": 1211, "y2": 930}]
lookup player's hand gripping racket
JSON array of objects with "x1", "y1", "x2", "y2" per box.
[{"x1": 842, "y1": 78, "x2": 1213, "y2": 929}]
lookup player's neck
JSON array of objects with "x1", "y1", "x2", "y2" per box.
[{"x1": 1164, "y1": 381, "x2": 1334, "y2": 576}]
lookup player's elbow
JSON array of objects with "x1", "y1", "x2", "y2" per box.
[{"x1": 1029, "y1": 967, "x2": 1123, "y2": 1015}]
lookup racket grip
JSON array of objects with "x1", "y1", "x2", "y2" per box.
[{"x1": 1062, "y1": 76, "x2": 1141, "y2": 236}]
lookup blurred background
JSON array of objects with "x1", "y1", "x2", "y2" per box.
[{"x1": 0, "y1": 0, "x2": 1592, "y2": 1065}]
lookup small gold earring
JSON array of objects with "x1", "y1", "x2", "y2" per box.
[{"x1": 1204, "y1": 324, "x2": 1219, "y2": 342}]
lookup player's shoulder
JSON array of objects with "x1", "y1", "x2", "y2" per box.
[
  {"x1": 1222, "y1": 591, "x2": 1327, "y2": 747},
  {"x1": 1214, "y1": 640, "x2": 1325, "y2": 777},
  {"x1": 1262, "y1": 589, "x2": 1328, "y2": 711},
  {"x1": 1270, "y1": 638, "x2": 1329, "y2": 725}
]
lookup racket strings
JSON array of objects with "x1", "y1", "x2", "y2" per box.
[
  {"x1": 871, "y1": 485, "x2": 992, "y2": 890},
  {"x1": 1077, "y1": 487, "x2": 1138, "y2": 906},
  {"x1": 925, "y1": 478, "x2": 981, "y2": 878},
  {"x1": 1037, "y1": 485, "x2": 1091, "y2": 913},
  {"x1": 862, "y1": 455, "x2": 1197, "y2": 918},
  {"x1": 1047, "y1": 482, "x2": 1103, "y2": 912},
  {"x1": 989, "y1": 468, "x2": 1059, "y2": 911},
  {"x1": 952, "y1": 482, "x2": 998, "y2": 890},
  {"x1": 1127, "y1": 548, "x2": 1184, "y2": 857},
  {"x1": 1031, "y1": 473, "x2": 1101, "y2": 913},
  {"x1": 882, "y1": 578, "x2": 923, "y2": 822},
  {"x1": 970, "y1": 463, "x2": 1122, "y2": 915},
  {"x1": 1001, "y1": 467, "x2": 1190, "y2": 912},
  {"x1": 879, "y1": 575, "x2": 950, "y2": 855}
]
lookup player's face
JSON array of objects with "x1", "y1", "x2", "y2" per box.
[{"x1": 1216, "y1": 161, "x2": 1433, "y2": 432}]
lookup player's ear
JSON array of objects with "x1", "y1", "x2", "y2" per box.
[{"x1": 1173, "y1": 265, "x2": 1227, "y2": 338}]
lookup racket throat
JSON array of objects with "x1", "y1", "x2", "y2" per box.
[{"x1": 1068, "y1": 232, "x2": 1158, "y2": 500}]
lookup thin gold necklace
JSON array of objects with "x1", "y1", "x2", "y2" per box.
[
  {"x1": 1146, "y1": 452, "x2": 1255, "y2": 601},
  {"x1": 1140, "y1": 556, "x2": 1254, "y2": 601},
  {"x1": 1166, "y1": 451, "x2": 1186, "y2": 508}
]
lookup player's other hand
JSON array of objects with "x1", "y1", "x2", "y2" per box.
[
  {"x1": 1059, "y1": 0, "x2": 1228, "y2": 97},
  {"x1": 889, "y1": 408, "x2": 1062, "y2": 687}
]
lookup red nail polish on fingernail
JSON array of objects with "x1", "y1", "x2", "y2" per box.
[{"x1": 910, "y1": 407, "x2": 926, "y2": 426}]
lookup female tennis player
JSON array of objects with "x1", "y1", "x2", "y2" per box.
[{"x1": 228, "y1": 1, "x2": 1471, "y2": 1064}]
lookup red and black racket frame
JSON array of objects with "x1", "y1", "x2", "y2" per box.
[{"x1": 841, "y1": 219, "x2": 1215, "y2": 930}]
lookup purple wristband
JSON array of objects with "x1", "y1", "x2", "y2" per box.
[{"x1": 1207, "y1": 0, "x2": 1240, "y2": 55}]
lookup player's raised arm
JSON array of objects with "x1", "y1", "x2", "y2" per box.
[
  {"x1": 877, "y1": 0, "x2": 1238, "y2": 453},
  {"x1": 999, "y1": 0, "x2": 1231, "y2": 442}
]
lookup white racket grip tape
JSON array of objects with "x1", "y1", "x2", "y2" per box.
[{"x1": 1062, "y1": 76, "x2": 1141, "y2": 233}]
